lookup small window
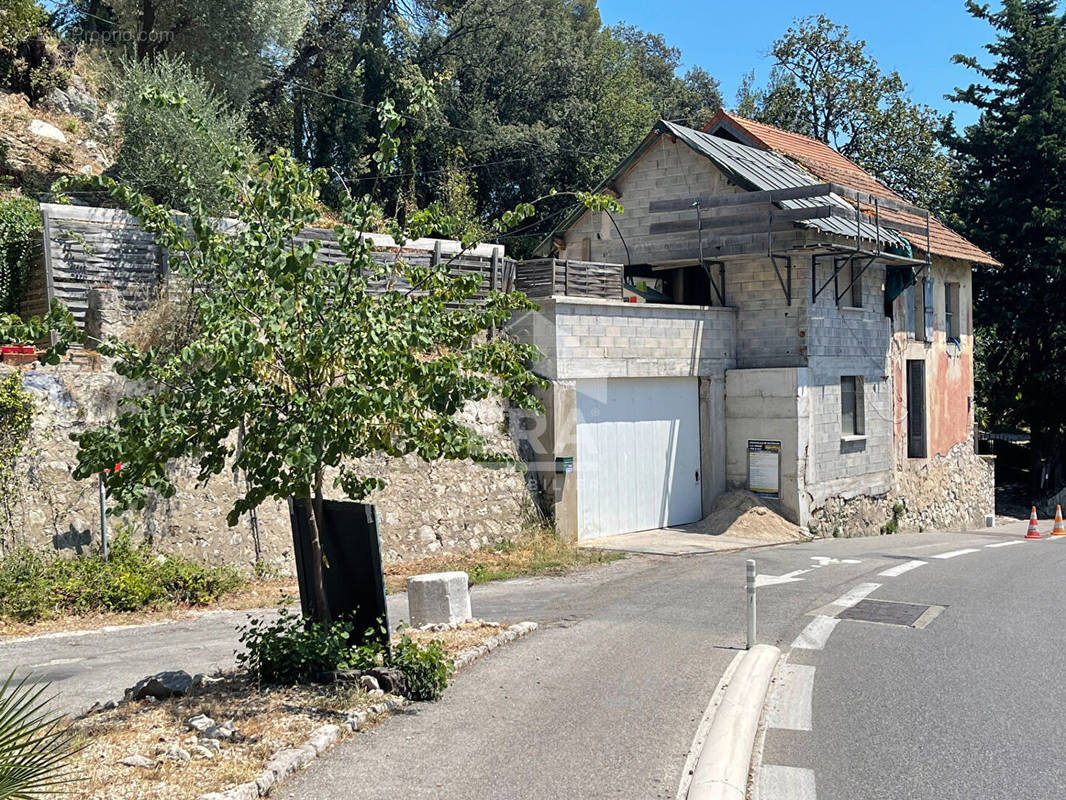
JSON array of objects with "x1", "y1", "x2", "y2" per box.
[
  {"x1": 848, "y1": 261, "x2": 863, "y2": 308},
  {"x1": 913, "y1": 278, "x2": 926, "y2": 341},
  {"x1": 841, "y1": 376, "x2": 865, "y2": 437},
  {"x1": 945, "y1": 282, "x2": 960, "y2": 340}
]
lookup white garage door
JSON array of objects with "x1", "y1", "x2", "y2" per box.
[{"x1": 576, "y1": 377, "x2": 702, "y2": 539}]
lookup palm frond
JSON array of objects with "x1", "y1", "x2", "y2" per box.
[{"x1": 0, "y1": 671, "x2": 82, "y2": 800}]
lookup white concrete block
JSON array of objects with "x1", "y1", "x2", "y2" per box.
[{"x1": 407, "y1": 571, "x2": 472, "y2": 626}]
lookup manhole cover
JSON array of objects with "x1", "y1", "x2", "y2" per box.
[{"x1": 838, "y1": 599, "x2": 939, "y2": 627}]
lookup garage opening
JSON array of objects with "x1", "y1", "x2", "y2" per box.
[{"x1": 575, "y1": 377, "x2": 703, "y2": 539}]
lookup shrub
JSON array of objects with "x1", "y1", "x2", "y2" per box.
[
  {"x1": 237, "y1": 607, "x2": 356, "y2": 685},
  {"x1": 237, "y1": 611, "x2": 454, "y2": 700},
  {"x1": 388, "y1": 633, "x2": 451, "y2": 701},
  {"x1": 0, "y1": 196, "x2": 41, "y2": 314},
  {"x1": 112, "y1": 55, "x2": 247, "y2": 215},
  {"x1": 0, "y1": 531, "x2": 244, "y2": 622}
]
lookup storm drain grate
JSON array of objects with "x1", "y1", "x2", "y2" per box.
[{"x1": 838, "y1": 599, "x2": 939, "y2": 627}]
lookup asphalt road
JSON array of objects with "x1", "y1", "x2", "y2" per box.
[
  {"x1": 278, "y1": 528, "x2": 1033, "y2": 800},
  {"x1": 0, "y1": 525, "x2": 1039, "y2": 798},
  {"x1": 761, "y1": 521, "x2": 1065, "y2": 800}
]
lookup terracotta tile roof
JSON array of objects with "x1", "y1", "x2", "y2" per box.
[{"x1": 704, "y1": 110, "x2": 1000, "y2": 266}]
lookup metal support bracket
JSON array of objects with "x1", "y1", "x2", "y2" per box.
[
  {"x1": 769, "y1": 254, "x2": 793, "y2": 305},
  {"x1": 700, "y1": 260, "x2": 726, "y2": 306},
  {"x1": 835, "y1": 255, "x2": 877, "y2": 305}
]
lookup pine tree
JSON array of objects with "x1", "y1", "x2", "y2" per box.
[{"x1": 948, "y1": 0, "x2": 1066, "y2": 491}]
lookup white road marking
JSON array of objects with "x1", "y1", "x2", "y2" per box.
[
  {"x1": 834, "y1": 582, "x2": 881, "y2": 609},
  {"x1": 29, "y1": 656, "x2": 85, "y2": 668},
  {"x1": 1049, "y1": 535, "x2": 1066, "y2": 542},
  {"x1": 809, "y1": 556, "x2": 862, "y2": 566},
  {"x1": 760, "y1": 765, "x2": 817, "y2": 800},
  {"x1": 791, "y1": 616, "x2": 840, "y2": 650},
  {"x1": 768, "y1": 663, "x2": 815, "y2": 732},
  {"x1": 933, "y1": 548, "x2": 981, "y2": 559},
  {"x1": 756, "y1": 569, "x2": 812, "y2": 587},
  {"x1": 986, "y1": 540, "x2": 1024, "y2": 548},
  {"x1": 674, "y1": 651, "x2": 745, "y2": 800},
  {"x1": 878, "y1": 559, "x2": 927, "y2": 577}
]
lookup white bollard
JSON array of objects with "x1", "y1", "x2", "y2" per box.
[
  {"x1": 407, "y1": 571, "x2": 472, "y2": 627},
  {"x1": 746, "y1": 559, "x2": 757, "y2": 650}
]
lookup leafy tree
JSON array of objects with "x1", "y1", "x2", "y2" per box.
[
  {"x1": 102, "y1": 0, "x2": 309, "y2": 104},
  {"x1": 61, "y1": 89, "x2": 618, "y2": 622},
  {"x1": 252, "y1": 0, "x2": 718, "y2": 247},
  {"x1": 947, "y1": 0, "x2": 1066, "y2": 488},
  {"x1": 112, "y1": 55, "x2": 248, "y2": 214},
  {"x1": 740, "y1": 14, "x2": 954, "y2": 214}
]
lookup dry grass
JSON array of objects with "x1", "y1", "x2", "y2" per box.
[
  {"x1": 384, "y1": 529, "x2": 624, "y2": 593},
  {"x1": 68, "y1": 621, "x2": 507, "y2": 800},
  {"x1": 0, "y1": 579, "x2": 297, "y2": 640}
]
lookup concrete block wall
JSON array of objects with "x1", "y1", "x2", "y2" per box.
[
  {"x1": 803, "y1": 366, "x2": 894, "y2": 508},
  {"x1": 725, "y1": 367, "x2": 807, "y2": 523},
  {"x1": 559, "y1": 136, "x2": 744, "y2": 266},
  {"x1": 511, "y1": 297, "x2": 737, "y2": 381}
]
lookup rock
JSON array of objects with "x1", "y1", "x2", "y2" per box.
[
  {"x1": 119, "y1": 754, "x2": 155, "y2": 768},
  {"x1": 28, "y1": 119, "x2": 66, "y2": 143},
  {"x1": 358, "y1": 675, "x2": 380, "y2": 692},
  {"x1": 162, "y1": 745, "x2": 191, "y2": 763},
  {"x1": 192, "y1": 745, "x2": 215, "y2": 760},
  {"x1": 200, "y1": 738, "x2": 221, "y2": 753},
  {"x1": 185, "y1": 714, "x2": 215, "y2": 733},
  {"x1": 224, "y1": 782, "x2": 260, "y2": 800},
  {"x1": 407, "y1": 571, "x2": 471, "y2": 626},
  {"x1": 367, "y1": 666, "x2": 407, "y2": 697},
  {"x1": 192, "y1": 673, "x2": 223, "y2": 689},
  {"x1": 306, "y1": 724, "x2": 341, "y2": 755},
  {"x1": 264, "y1": 748, "x2": 303, "y2": 782},
  {"x1": 344, "y1": 710, "x2": 368, "y2": 731},
  {"x1": 45, "y1": 79, "x2": 100, "y2": 122},
  {"x1": 125, "y1": 671, "x2": 194, "y2": 701},
  {"x1": 254, "y1": 769, "x2": 276, "y2": 796},
  {"x1": 202, "y1": 721, "x2": 236, "y2": 741}
]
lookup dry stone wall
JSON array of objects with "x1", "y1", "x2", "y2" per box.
[
  {"x1": 2, "y1": 362, "x2": 537, "y2": 573},
  {"x1": 806, "y1": 441, "x2": 995, "y2": 538}
]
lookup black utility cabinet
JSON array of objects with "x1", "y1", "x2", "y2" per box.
[{"x1": 288, "y1": 499, "x2": 389, "y2": 647}]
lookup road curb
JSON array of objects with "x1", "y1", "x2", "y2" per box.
[{"x1": 686, "y1": 643, "x2": 781, "y2": 800}]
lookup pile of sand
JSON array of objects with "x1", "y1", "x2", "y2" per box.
[{"x1": 680, "y1": 490, "x2": 806, "y2": 543}]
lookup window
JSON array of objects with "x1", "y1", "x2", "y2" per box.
[
  {"x1": 945, "y1": 282, "x2": 960, "y2": 340},
  {"x1": 848, "y1": 261, "x2": 863, "y2": 308},
  {"x1": 840, "y1": 376, "x2": 865, "y2": 437},
  {"x1": 907, "y1": 360, "x2": 927, "y2": 458}
]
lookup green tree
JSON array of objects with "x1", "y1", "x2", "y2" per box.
[
  {"x1": 112, "y1": 55, "x2": 248, "y2": 214},
  {"x1": 61, "y1": 91, "x2": 618, "y2": 622},
  {"x1": 101, "y1": 0, "x2": 309, "y2": 105},
  {"x1": 741, "y1": 14, "x2": 955, "y2": 213},
  {"x1": 947, "y1": 0, "x2": 1066, "y2": 488}
]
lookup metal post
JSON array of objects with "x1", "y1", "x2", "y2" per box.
[
  {"x1": 98, "y1": 473, "x2": 109, "y2": 562},
  {"x1": 746, "y1": 559, "x2": 757, "y2": 649}
]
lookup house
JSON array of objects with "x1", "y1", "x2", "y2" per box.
[{"x1": 510, "y1": 112, "x2": 998, "y2": 541}]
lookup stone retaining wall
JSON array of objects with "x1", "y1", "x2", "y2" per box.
[
  {"x1": 806, "y1": 441, "x2": 995, "y2": 538},
  {"x1": 2, "y1": 363, "x2": 538, "y2": 572}
]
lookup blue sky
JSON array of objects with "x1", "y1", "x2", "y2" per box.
[{"x1": 597, "y1": 0, "x2": 1008, "y2": 129}]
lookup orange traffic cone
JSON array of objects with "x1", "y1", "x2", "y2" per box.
[
  {"x1": 1026, "y1": 506, "x2": 1043, "y2": 540},
  {"x1": 1053, "y1": 506, "x2": 1066, "y2": 536}
]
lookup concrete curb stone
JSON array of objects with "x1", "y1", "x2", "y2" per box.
[{"x1": 686, "y1": 644, "x2": 781, "y2": 800}]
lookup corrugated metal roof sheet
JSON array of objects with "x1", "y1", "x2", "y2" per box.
[
  {"x1": 703, "y1": 110, "x2": 999, "y2": 266},
  {"x1": 659, "y1": 120, "x2": 907, "y2": 248}
]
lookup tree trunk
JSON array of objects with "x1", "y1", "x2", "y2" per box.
[{"x1": 304, "y1": 470, "x2": 332, "y2": 624}]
